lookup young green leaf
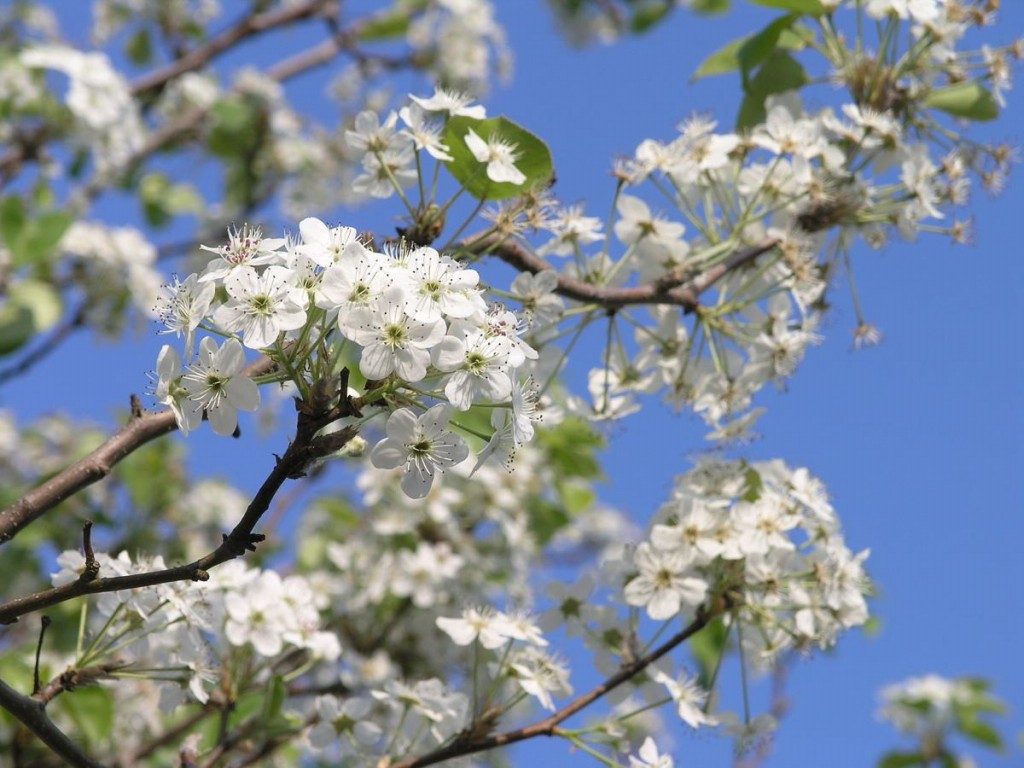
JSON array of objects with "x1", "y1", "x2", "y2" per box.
[
  {"x1": 746, "y1": 0, "x2": 825, "y2": 14},
  {"x1": 923, "y1": 82, "x2": 1000, "y2": 122}
]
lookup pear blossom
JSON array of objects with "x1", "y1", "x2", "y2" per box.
[
  {"x1": 624, "y1": 543, "x2": 708, "y2": 620},
  {"x1": 213, "y1": 266, "x2": 308, "y2": 350},
  {"x1": 432, "y1": 323, "x2": 513, "y2": 410},
  {"x1": 410, "y1": 87, "x2": 486, "y2": 118},
  {"x1": 154, "y1": 345, "x2": 202, "y2": 436},
  {"x1": 296, "y1": 217, "x2": 360, "y2": 266},
  {"x1": 402, "y1": 246, "x2": 484, "y2": 321},
  {"x1": 370, "y1": 405, "x2": 469, "y2": 498},
  {"x1": 181, "y1": 337, "x2": 260, "y2": 436},
  {"x1": 436, "y1": 606, "x2": 514, "y2": 650},
  {"x1": 399, "y1": 102, "x2": 453, "y2": 161},
  {"x1": 651, "y1": 667, "x2": 717, "y2": 729},
  {"x1": 345, "y1": 287, "x2": 447, "y2": 382},
  {"x1": 154, "y1": 273, "x2": 214, "y2": 359},
  {"x1": 464, "y1": 127, "x2": 527, "y2": 185},
  {"x1": 198, "y1": 224, "x2": 285, "y2": 282},
  {"x1": 629, "y1": 738, "x2": 674, "y2": 768}
]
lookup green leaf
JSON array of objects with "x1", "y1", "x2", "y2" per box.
[
  {"x1": 691, "y1": 0, "x2": 730, "y2": 13},
  {"x1": 536, "y1": 418, "x2": 605, "y2": 480},
  {"x1": 357, "y1": 13, "x2": 411, "y2": 41},
  {"x1": 139, "y1": 173, "x2": 200, "y2": 227},
  {"x1": 558, "y1": 480, "x2": 596, "y2": 516},
  {"x1": 956, "y1": 715, "x2": 1004, "y2": 750},
  {"x1": 357, "y1": 0, "x2": 428, "y2": 40},
  {"x1": 0, "y1": 279, "x2": 63, "y2": 356},
  {"x1": 527, "y1": 499, "x2": 571, "y2": 546},
  {"x1": 262, "y1": 675, "x2": 287, "y2": 722},
  {"x1": 741, "y1": 466, "x2": 763, "y2": 502},
  {"x1": 923, "y1": 82, "x2": 1000, "y2": 121},
  {"x1": 736, "y1": 49, "x2": 808, "y2": 129},
  {"x1": 690, "y1": 615, "x2": 730, "y2": 688},
  {"x1": 630, "y1": 1, "x2": 673, "y2": 33},
  {"x1": 119, "y1": 439, "x2": 183, "y2": 512},
  {"x1": 861, "y1": 615, "x2": 883, "y2": 637},
  {"x1": 694, "y1": 37, "x2": 748, "y2": 80},
  {"x1": 125, "y1": 28, "x2": 153, "y2": 65},
  {"x1": 693, "y1": 23, "x2": 809, "y2": 80},
  {"x1": 59, "y1": 686, "x2": 115, "y2": 744},
  {"x1": 207, "y1": 96, "x2": 266, "y2": 158},
  {"x1": 746, "y1": 0, "x2": 825, "y2": 13},
  {"x1": 0, "y1": 196, "x2": 26, "y2": 247},
  {"x1": 739, "y1": 14, "x2": 798, "y2": 85},
  {"x1": 877, "y1": 751, "x2": 926, "y2": 768},
  {"x1": 443, "y1": 115, "x2": 553, "y2": 201},
  {"x1": 14, "y1": 210, "x2": 74, "y2": 267}
]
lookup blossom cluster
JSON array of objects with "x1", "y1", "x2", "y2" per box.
[
  {"x1": 153, "y1": 217, "x2": 541, "y2": 497},
  {"x1": 623, "y1": 458, "x2": 871, "y2": 661},
  {"x1": 49, "y1": 550, "x2": 340, "y2": 711}
]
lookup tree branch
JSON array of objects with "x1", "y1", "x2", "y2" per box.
[
  {"x1": 129, "y1": 0, "x2": 335, "y2": 98},
  {"x1": 0, "y1": 356, "x2": 277, "y2": 547},
  {"x1": 0, "y1": 677, "x2": 108, "y2": 768},
  {"x1": 0, "y1": 382, "x2": 361, "y2": 625},
  {"x1": 461, "y1": 232, "x2": 780, "y2": 312},
  {"x1": 393, "y1": 606, "x2": 719, "y2": 768}
]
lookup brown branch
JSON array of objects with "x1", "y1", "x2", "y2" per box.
[
  {"x1": 0, "y1": 357, "x2": 277, "y2": 548},
  {"x1": 33, "y1": 663, "x2": 127, "y2": 707},
  {"x1": 129, "y1": 0, "x2": 334, "y2": 97},
  {"x1": 392, "y1": 606, "x2": 719, "y2": 768},
  {"x1": 127, "y1": 703, "x2": 216, "y2": 763},
  {"x1": 0, "y1": 677, "x2": 108, "y2": 768},
  {"x1": 462, "y1": 232, "x2": 780, "y2": 313},
  {"x1": 0, "y1": 389, "x2": 360, "y2": 625}
]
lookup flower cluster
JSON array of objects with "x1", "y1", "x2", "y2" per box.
[
  {"x1": 49, "y1": 551, "x2": 340, "y2": 710},
  {"x1": 20, "y1": 45, "x2": 144, "y2": 174},
  {"x1": 624, "y1": 459, "x2": 870, "y2": 661},
  {"x1": 154, "y1": 217, "x2": 540, "y2": 497}
]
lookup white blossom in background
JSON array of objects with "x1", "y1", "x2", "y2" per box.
[
  {"x1": 629, "y1": 737, "x2": 674, "y2": 768},
  {"x1": 21, "y1": 45, "x2": 144, "y2": 173},
  {"x1": 60, "y1": 221, "x2": 163, "y2": 324}
]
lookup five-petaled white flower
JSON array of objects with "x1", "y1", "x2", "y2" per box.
[
  {"x1": 624, "y1": 542, "x2": 708, "y2": 620},
  {"x1": 370, "y1": 405, "x2": 469, "y2": 498},
  {"x1": 464, "y1": 128, "x2": 527, "y2": 185},
  {"x1": 345, "y1": 287, "x2": 447, "y2": 382},
  {"x1": 155, "y1": 273, "x2": 214, "y2": 359},
  {"x1": 182, "y1": 337, "x2": 260, "y2": 436},
  {"x1": 154, "y1": 345, "x2": 202, "y2": 435},
  {"x1": 213, "y1": 265, "x2": 308, "y2": 350}
]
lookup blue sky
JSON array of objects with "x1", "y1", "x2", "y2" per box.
[{"x1": 3, "y1": 2, "x2": 1022, "y2": 766}]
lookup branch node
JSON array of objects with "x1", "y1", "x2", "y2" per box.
[
  {"x1": 129, "y1": 393, "x2": 143, "y2": 419},
  {"x1": 80, "y1": 520, "x2": 99, "y2": 582}
]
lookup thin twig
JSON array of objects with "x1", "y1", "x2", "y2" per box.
[
  {"x1": 33, "y1": 663, "x2": 127, "y2": 707},
  {"x1": 461, "y1": 232, "x2": 780, "y2": 312},
  {"x1": 0, "y1": 357, "x2": 277, "y2": 547},
  {"x1": 392, "y1": 606, "x2": 720, "y2": 768},
  {"x1": 32, "y1": 616, "x2": 51, "y2": 695},
  {"x1": 129, "y1": 0, "x2": 334, "y2": 97},
  {"x1": 0, "y1": 390, "x2": 361, "y2": 624}
]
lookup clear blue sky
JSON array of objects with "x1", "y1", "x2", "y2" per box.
[{"x1": 3, "y1": 3, "x2": 1022, "y2": 766}]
